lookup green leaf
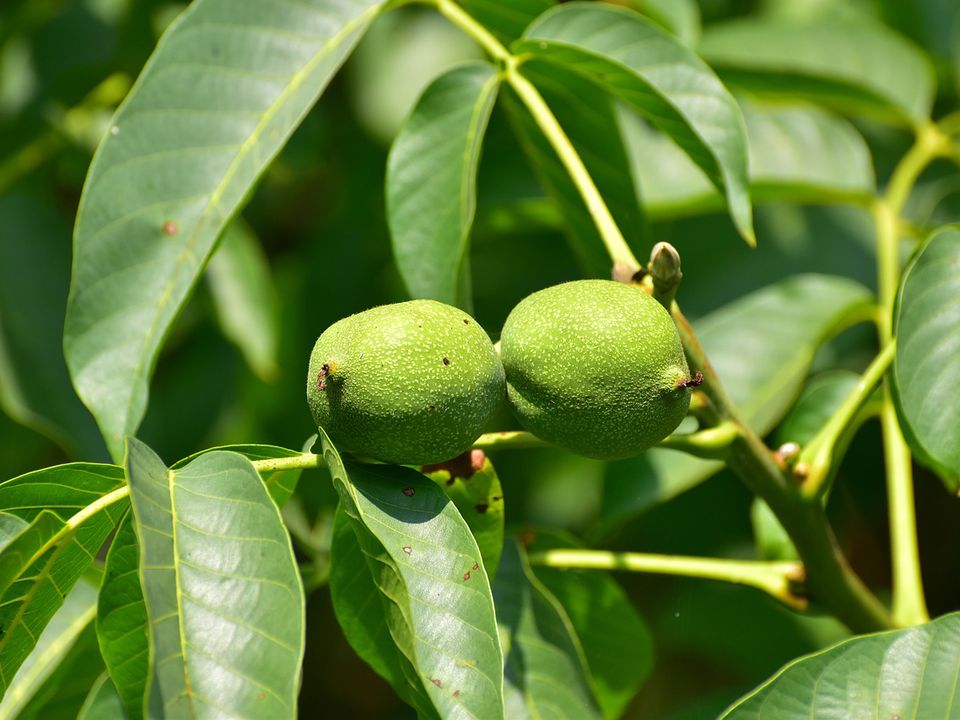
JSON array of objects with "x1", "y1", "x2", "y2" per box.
[
  {"x1": 0, "y1": 578, "x2": 100, "y2": 719},
  {"x1": 172, "y1": 442, "x2": 309, "y2": 508},
  {"x1": 97, "y1": 511, "x2": 147, "y2": 720},
  {"x1": 601, "y1": 275, "x2": 873, "y2": 530},
  {"x1": 328, "y1": 507, "x2": 434, "y2": 715},
  {"x1": 699, "y1": 17, "x2": 935, "y2": 127},
  {"x1": 494, "y1": 540, "x2": 601, "y2": 719},
  {"x1": 721, "y1": 611, "x2": 960, "y2": 718},
  {"x1": 515, "y1": 2, "x2": 754, "y2": 244},
  {"x1": 206, "y1": 219, "x2": 280, "y2": 382},
  {"x1": 893, "y1": 226, "x2": 960, "y2": 493},
  {"x1": 125, "y1": 438, "x2": 305, "y2": 718},
  {"x1": 0, "y1": 512, "x2": 28, "y2": 552},
  {"x1": 0, "y1": 463, "x2": 125, "y2": 698},
  {"x1": 503, "y1": 60, "x2": 647, "y2": 276},
  {"x1": 628, "y1": 0, "x2": 701, "y2": 46},
  {"x1": 423, "y1": 451, "x2": 505, "y2": 581},
  {"x1": 387, "y1": 61, "x2": 500, "y2": 309},
  {"x1": 64, "y1": 0, "x2": 389, "y2": 461},
  {"x1": 622, "y1": 99, "x2": 875, "y2": 220},
  {"x1": 0, "y1": 511, "x2": 65, "y2": 597},
  {"x1": 528, "y1": 531, "x2": 654, "y2": 719},
  {"x1": 459, "y1": 0, "x2": 554, "y2": 42},
  {"x1": 77, "y1": 674, "x2": 125, "y2": 720},
  {"x1": 0, "y1": 194, "x2": 103, "y2": 458},
  {"x1": 318, "y1": 428, "x2": 503, "y2": 718}
]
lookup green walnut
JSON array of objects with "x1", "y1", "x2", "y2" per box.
[
  {"x1": 306, "y1": 299, "x2": 505, "y2": 465},
  {"x1": 500, "y1": 280, "x2": 694, "y2": 459}
]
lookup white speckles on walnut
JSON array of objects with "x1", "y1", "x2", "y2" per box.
[
  {"x1": 500, "y1": 280, "x2": 691, "y2": 459},
  {"x1": 306, "y1": 300, "x2": 505, "y2": 465}
]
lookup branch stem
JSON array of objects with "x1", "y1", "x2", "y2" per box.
[{"x1": 528, "y1": 548, "x2": 806, "y2": 610}]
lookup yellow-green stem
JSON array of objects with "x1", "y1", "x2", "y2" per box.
[
  {"x1": 251, "y1": 453, "x2": 324, "y2": 474},
  {"x1": 528, "y1": 548, "x2": 806, "y2": 610},
  {"x1": 800, "y1": 343, "x2": 896, "y2": 500},
  {"x1": 870, "y1": 121, "x2": 948, "y2": 626}
]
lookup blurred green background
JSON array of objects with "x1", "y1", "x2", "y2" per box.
[{"x1": 2, "y1": 0, "x2": 959, "y2": 716}]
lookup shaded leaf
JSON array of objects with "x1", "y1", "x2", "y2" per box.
[
  {"x1": 721, "y1": 611, "x2": 960, "y2": 718},
  {"x1": 423, "y1": 451, "x2": 505, "y2": 580},
  {"x1": 318, "y1": 428, "x2": 503, "y2": 718},
  {"x1": 515, "y1": 2, "x2": 754, "y2": 244},
  {"x1": 206, "y1": 220, "x2": 280, "y2": 382},
  {"x1": 494, "y1": 539, "x2": 600, "y2": 719},
  {"x1": 97, "y1": 511, "x2": 147, "y2": 720},
  {"x1": 528, "y1": 531, "x2": 654, "y2": 719},
  {"x1": 503, "y1": 61, "x2": 647, "y2": 276},
  {"x1": 0, "y1": 463, "x2": 125, "y2": 698},
  {"x1": 125, "y1": 439, "x2": 304, "y2": 718},
  {"x1": 622, "y1": 100, "x2": 874, "y2": 220},
  {"x1": 64, "y1": 0, "x2": 390, "y2": 460},
  {"x1": 459, "y1": 0, "x2": 554, "y2": 43},
  {"x1": 0, "y1": 194, "x2": 103, "y2": 458},
  {"x1": 387, "y1": 61, "x2": 500, "y2": 309},
  {"x1": 602, "y1": 275, "x2": 873, "y2": 530},
  {"x1": 77, "y1": 674, "x2": 125, "y2": 720},
  {"x1": 700, "y1": 17, "x2": 935, "y2": 126},
  {"x1": 893, "y1": 226, "x2": 960, "y2": 492},
  {"x1": 0, "y1": 578, "x2": 100, "y2": 719}
]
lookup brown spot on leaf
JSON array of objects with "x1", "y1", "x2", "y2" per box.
[
  {"x1": 472, "y1": 562, "x2": 478, "y2": 570},
  {"x1": 492, "y1": 495, "x2": 502, "y2": 502},
  {"x1": 257, "y1": 692, "x2": 266, "y2": 701},
  {"x1": 162, "y1": 220, "x2": 179, "y2": 235},
  {"x1": 402, "y1": 546, "x2": 412, "y2": 554},
  {"x1": 402, "y1": 486, "x2": 415, "y2": 497},
  {"x1": 463, "y1": 572, "x2": 471, "y2": 581},
  {"x1": 462, "y1": 319, "x2": 469, "y2": 324},
  {"x1": 442, "y1": 357, "x2": 450, "y2": 366},
  {"x1": 452, "y1": 689, "x2": 461, "y2": 698},
  {"x1": 475, "y1": 503, "x2": 489, "y2": 514},
  {"x1": 430, "y1": 678, "x2": 442, "y2": 688}
]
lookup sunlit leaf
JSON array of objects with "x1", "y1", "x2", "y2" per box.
[
  {"x1": 387, "y1": 61, "x2": 500, "y2": 309},
  {"x1": 320, "y1": 428, "x2": 503, "y2": 718},
  {"x1": 423, "y1": 451, "x2": 505, "y2": 580},
  {"x1": 893, "y1": 226, "x2": 960, "y2": 493},
  {"x1": 700, "y1": 16, "x2": 935, "y2": 126},
  {"x1": 64, "y1": 0, "x2": 390, "y2": 461},
  {"x1": 722, "y1": 611, "x2": 960, "y2": 718},
  {"x1": 0, "y1": 463, "x2": 125, "y2": 698},
  {"x1": 515, "y1": 2, "x2": 754, "y2": 244},
  {"x1": 125, "y1": 439, "x2": 304, "y2": 718}
]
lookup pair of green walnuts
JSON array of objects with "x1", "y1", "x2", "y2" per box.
[{"x1": 307, "y1": 280, "x2": 694, "y2": 465}]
